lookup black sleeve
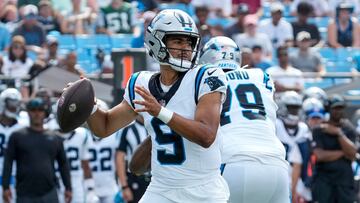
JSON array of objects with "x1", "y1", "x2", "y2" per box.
[
  {"x1": 312, "y1": 127, "x2": 324, "y2": 149},
  {"x1": 342, "y1": 120, "x2": 358, "y2": 143},
  {"x1": 117, "y1": 128, "x2": 129, "y2": 152},
  {"x1": 56, "y1": 138, "x2": 72, "y2": 191},
  {"x1": 2, "y1": 133, "x2": 16, "y2": 190}
]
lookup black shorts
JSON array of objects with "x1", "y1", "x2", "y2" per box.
[{"x1": 312, "y1": 178, "x2": 358, "y2": 203}]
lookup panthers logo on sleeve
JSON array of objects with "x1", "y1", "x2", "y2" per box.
[{"x1": 204, "y1": 76, "x2": 225, "y2": 91}]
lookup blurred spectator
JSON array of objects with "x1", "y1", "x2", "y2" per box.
[
  {"x1": 266, "y1": 46, "x2": 304, "y2": 94},
  {"x1": 234, "y1": 14, "x2": 272, "y2": 59},
  {"x1": 232, "y1": 0, "x2": 261, "y2": 14},
  {"x1": 2, "y1": 97, "x2": 72, "y2": 203},
  {"x1": 61, "y1": 0, "x2": 97, "y2": 35},
  {"x1": 224, "y1": 3, "x2": 249, "y2": 39},
  {"x1": 60, "y1": 52, "x2": 84, "y2": 76},
  {"x1": 191, "y1": 0, "x2": 232, "y2": 17},
  {"x1": 37, "y1": 0, "x2": 63, "y2": 34},
  {"x1": 290, "y1": 0, "x2": 329, "y2": 17},
  {"x1": 258, "y1": 2, "x2": 294, "y2": 48},
  {"x1": 17, "y1": 0, "x2": 41, "y2": 8},
  {"x1": 328, "y1": 3, "x2": 360, "y2": 48},
  {"x1": 12, "y1": 4, "x2": 46, "y2": 47},
  {"x1": 291, "y1": 2, "x2": 321, "y2": 47},
  {"x1": 328, "y1": 0, "x2": 360, "y2": 17},
  {"x1": 240, "y1": 47, "x2": 252, "y2": 68},
  {"x1": 2, "y1": 35, "x2": 33, "y2": 79},
  {"x1": 94, "y1": 0, "x2": 112, "y2": 9},
  {"x1": 290, "y1": 31, "x2": 325, "y2": 73},
  {"x1": 195, "y1": 6, "x2": 212, "y2": 46},
  {"x1": 51, "y1": 0, "x2": 87, "y2": 14},
  {"x1": 1, "y1": 4, "x2": 19, "y2": 33},
  {"x1": 96, "y1": 0, "x2": 136, "y2": 34},
  {"x1": 0, "y1": 22, "x2": 11, "y2": 51},
  {"x1": 251, "y1": 45, "x2": 273, "y2": 71},
  {"x1": 43, "y1": 35, "x2": 63, "y2": 66},
  {"x1": 311, "y1": 94, "x2": 358, "y2": 203},
  {"x1": 0, "y1": 56, "x2": 3, "y2": 74},
  {"x1": 136, "y1": 0, "x2": 158, "y2": 12},
  {"x1": 0, "y1": 0, "x2": 7, "y2": 19}
]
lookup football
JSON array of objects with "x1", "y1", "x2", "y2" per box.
[{"x1": 57, "y1": 78, "x2": 95, "y2": 133}]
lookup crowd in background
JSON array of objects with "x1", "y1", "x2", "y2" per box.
[{"x1": 0, "y1": 0, "x2": 359, "y2": 203}]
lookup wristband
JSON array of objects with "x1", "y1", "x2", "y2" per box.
[
  {"x1": 84, "y1": 178, "x2": 96, "y2": 191},
  {"x1": 157, "y1": 107, "x2": 174, "y2": 124},
  {"x1": 121, "y1": 185, "x2": 130, "y2": 190}
]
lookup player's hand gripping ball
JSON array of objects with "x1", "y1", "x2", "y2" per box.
[{"x1": 57, "y1": 78, "x2": 95, "y2": 132}]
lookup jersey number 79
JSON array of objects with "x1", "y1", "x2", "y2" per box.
[{"x1": 221, "y1": 84, "x2": 266, "y2": 126}]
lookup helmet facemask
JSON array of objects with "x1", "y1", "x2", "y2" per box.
[
  {"x1": 282, "y1": 105, "x2": 302, "y2": 126},
  {"x1": 145, "y1": 28, "x2": 200, "y2": 72},
  {"x1": 144, "y1": 9, "x2": 201, "y2": 72},
  {"x1": 3, "y1": 98, "x2": 21, "y2": 119}
]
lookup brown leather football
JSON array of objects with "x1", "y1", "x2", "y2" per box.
[{"x1": 57, "y1": 78, "x2": 95, "y2": 132}]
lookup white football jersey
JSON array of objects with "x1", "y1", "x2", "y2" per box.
[
  {"x1": 124, "y1": 65, "x2": 227, "y2": 188},
  {"x1": 220, "y1": 68, "x2": 286, "y2": 164},
  {"x1": 61, "y1": 127, "x2": 90, "y2": 178},
  {"x1": 275, "y1": 118, "x2": 312, "y2": 159},
  {"x1": 88, "y1": 131, "x2": 121, "y2": 197},
  {"x1": 0, "y1": 122, "x2": 24, "y2": 176},
  {"x1": 275, "y1": 118, "x2": 313, "y2": 201},
  {"x1": 57, "y1": 127, "x2": 90, "y2": 203}
]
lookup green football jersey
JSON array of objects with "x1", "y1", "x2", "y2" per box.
[{"x1": 101, "y1": 2, "x2": 134, "y2": 34}]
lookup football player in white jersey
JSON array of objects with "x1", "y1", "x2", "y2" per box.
[
  {"x1": 82, "y1": 9, "x2": 229, "y2": 203},
  {"x1": 276, "y1": 91, "x2": 312, "y2": 202},
  {"x1": 88, "y1": 131, "x2": 121, "y2": 203},
  {"x1": 57, "y1": 127, "x2": 99, "y2": 203},
  {"x1": 199, "y1": 36, "x2": 290, "y2": 203},
  {"x1": 0, "y1": 88, "x2": 24, "y2": 202},
  {"x1": 87, "y1": 100, "x2": 122, "y2": 203}
]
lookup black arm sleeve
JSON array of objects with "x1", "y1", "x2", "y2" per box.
[
  {"x1": 56, "y1": 138, "x2": 72, "y2": 191},
  {"x1": 2, "y1": 133, "x2": 16, "y2": 190}
]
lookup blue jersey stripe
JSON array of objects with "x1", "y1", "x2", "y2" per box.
[
  {"x1": 194, "y1": 65, "x2": 209, "y2": 104},
  {"x1": 128, "y1": 72, "x2": 140, "y2": 109}
]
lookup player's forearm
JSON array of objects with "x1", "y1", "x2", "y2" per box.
[
  {"x1": 87, "y1": 101, "x2": 136, "y2": 138},
  {"x1": 337, "y1": 134, "x2": 357, "y2": 160},
  {"x1": 129, "y1": 137, "x2": 151, "y2": 175},
  {"x1": 2, "y1": 157, "x2": 13, "y2": 190},
  {"x1": 313, "y1": 149, "x2": 344, "y2": 162},
  {"x1": 168, "y1": 114, "x2": 219, "y2": 148},
  {"x1": 115, "y1": 152, "x2": 129, "y2": 187},
  {"x1": 167, "y1": 93, "x2": 222, "y2": 148},
  {"x1": 291, "y1": 163, "x2": 301, "y2": 194}
]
